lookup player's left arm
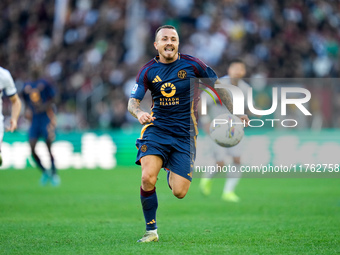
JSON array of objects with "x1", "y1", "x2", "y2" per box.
[
  {"x1": 8, "y1": 94, "x2": 22, "y2": 132},
  {"x1": 213, "y1": 81, "x2": 250, "y2": 126},
  {"x1": 196, "y1": 59, "x2": 249, "y2": 125},
  {"x1": 213, "y1": 80, "x2": 234, "y2": 112}
]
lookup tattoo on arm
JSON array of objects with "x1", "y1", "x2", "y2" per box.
[
  {"x1": 128, "y1": 98, "x2": 143, "y2": 119},
  {"x1": 215, "y1": 87, "x2": 233, "y2": 113}
]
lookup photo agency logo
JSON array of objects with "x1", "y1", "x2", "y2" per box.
[{"x1": 200, "y1": 82, "x2": 312, "y2": 128}]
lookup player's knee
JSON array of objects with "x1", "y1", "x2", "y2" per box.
[
  {"x1": 141, "y1": 172, "x2": 157, "y2": 187},
  {"x1": 172, "y1": 189, "x2": 187, "y2": 199}
]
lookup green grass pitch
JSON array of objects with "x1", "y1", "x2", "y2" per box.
[{"x1": 0, "y1": 167, "x2": 339, "y2": 255}]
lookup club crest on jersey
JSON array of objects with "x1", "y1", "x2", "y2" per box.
[
  {"x1": 29, "y1": 89, "x2": 41, "y2": 103},
  {"x1": 178, "y1": 70, "x2": 187, "y2": 79},
  {"x1": 141, "y1": 145, "x2": 147, "y2": 152}
]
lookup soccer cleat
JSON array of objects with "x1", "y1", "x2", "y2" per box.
[
  {"x1": 222, "y1": 191, "x2": 240, "y2": 202},
  {"x1": 51, "y1": 174, "x2": 61, "y2": 186},
  {"x1": 0, "y1": 153, "x2": 2, "y2": 166},
  {"x1": 137, "y1": 231, "x2": 159, "y2": 243},
  {"x1": 40, "y1": 172, "x2": 50, "y2": 186},
  {"x1": 199, "y1": 178, "x2": 212, "y2": 196}
]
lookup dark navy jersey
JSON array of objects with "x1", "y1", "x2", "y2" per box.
[
  {"x1": 131, "y1": 53, "x2": 217, "y2": 136},
  {"x1": 23, "y1": 79, "x2": 56, "y2": 119}
]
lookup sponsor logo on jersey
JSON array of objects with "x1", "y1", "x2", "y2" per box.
[
  {"x1": 177, "y1": 70, "x2": 187, "y2": 79},
  {"x1": 152, "y1": 75, "x2": 162, "y2": 83},
  {"x1": 160, "y1": 83, "x2": 180, "y2": 106},
  {"x1": 160, "y1": 83, "x2": 176, "y2": 97}
]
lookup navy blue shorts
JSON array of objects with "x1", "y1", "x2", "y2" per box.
[
  {"x1": 29, "y1": 116, "x2": 55, "y2": 141},
  {"x1": 135, "y1": 125, "x2": 196, "y2": 181}
]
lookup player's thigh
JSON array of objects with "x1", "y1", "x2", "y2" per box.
[
  {"x1": 169, "y1": 171, "x2": 191, "y2": 199},
  {"x1": 167, "y1": 148, "x2": 194, "y2": 180},
  {"x1": 167, "y1": 150, "x2": 193, "y2": 197},
  {"x1": 28, "y1": 123, "x2": 40, "y2": 143},
  {"x1": 29, "y1": 138, "x2": 38, "y2": 149},
  {"x1": 135, "y1": 126, "x2": 171, "y2": 166},
  {"x1": 140, "y1": 155, "x2": 163, "y2": 189}
]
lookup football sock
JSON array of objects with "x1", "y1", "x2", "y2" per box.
[
  {"x1": 32, "y1": 152, "x2": 46, "y2": 172},
  {"x1": 51, "y1": 155, "x2": 56, "y2": 175},
  {"x1": 224, "y1": 164, "x2": 242, "y2": 193},
  {"x1": 140, "y1": 186, "x2": 158, "y2": 231}
]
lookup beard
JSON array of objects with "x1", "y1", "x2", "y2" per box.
[{"x1": 160, "y1": 49, "x2": 178, "y2": 62}]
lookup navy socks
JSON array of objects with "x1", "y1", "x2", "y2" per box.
[{"x1": 140, "y1": 186, "x2": 158, "y2": 230}]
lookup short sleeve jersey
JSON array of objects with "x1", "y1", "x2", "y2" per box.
[
  {"x1": 131, "y1": 53, "x2": 217, "y2": 136},
  {"x1": 0, "y1": 67, "x2": 17, "y2": 122},
  {"x1": 22, "y1": 79, "x2": 55, "y2": 119}
]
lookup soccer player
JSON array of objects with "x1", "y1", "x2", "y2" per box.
[
  {"x1": 128, "y1": 25, "x2": 249, "y2": 242},
  {"x1": 22, "y1": 66, "x2": 59, "y2": 186},
  {"x1": 199, "y1": 59, "x2": 249, "y2": 202},
  {"x1": 0, "y1": 67, "x2": 22, "y2": 166}
]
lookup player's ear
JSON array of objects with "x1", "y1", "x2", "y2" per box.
[{"x1": 154, "y1": 41, "x2": 158, "y2": 51}]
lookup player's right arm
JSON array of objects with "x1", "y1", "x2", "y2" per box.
[
  {"x1": 128, "y1": 98, "x2": 155, "y2": 125},
  {"x1": 128, "y1": 62, "x2": 156, "y2": 125}
]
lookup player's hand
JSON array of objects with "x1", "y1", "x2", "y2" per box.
[
  {"x1": 6, "y1": 119, "x2": 17, "y2": 132},
  {"x1": 137, "y1": 112, "x2": 156, "y2": 125},
  {"x1": 237, "y1": 115, "x2": 250, "y2": 127}
]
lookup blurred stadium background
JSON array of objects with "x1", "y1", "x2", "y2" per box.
[
  {"x1": 0, "y1": 1, "x2": 339, "y2": 254},
  {"x1": 1, "y1": 0, "x2": 340, "y2": 169}
]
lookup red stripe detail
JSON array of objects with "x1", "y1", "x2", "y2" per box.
[
  {"x1": 136, "y1": 59, "x2": 155, "y2": 82},
  {"x1": 143, "y1": 69, "x2": 150, "y2": 92},
  {"x1": 189, "y1": 63, "x2": 200, "y2": 77},
  {"x1": 182, "y1": 55, "x2": 205, "y2": 70},
  {"x1": 181, "y1": 54, "x2": 207, "y2": 71},
  {"x1": 199, "y1": 81, "x2": 223, "y2": 106},
  {"x1": 188, "y1": 62, "x2": 222, "y2": 106},
  {"x1": 140, "y1": 186, "x2": 156, "y2": 197}
]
